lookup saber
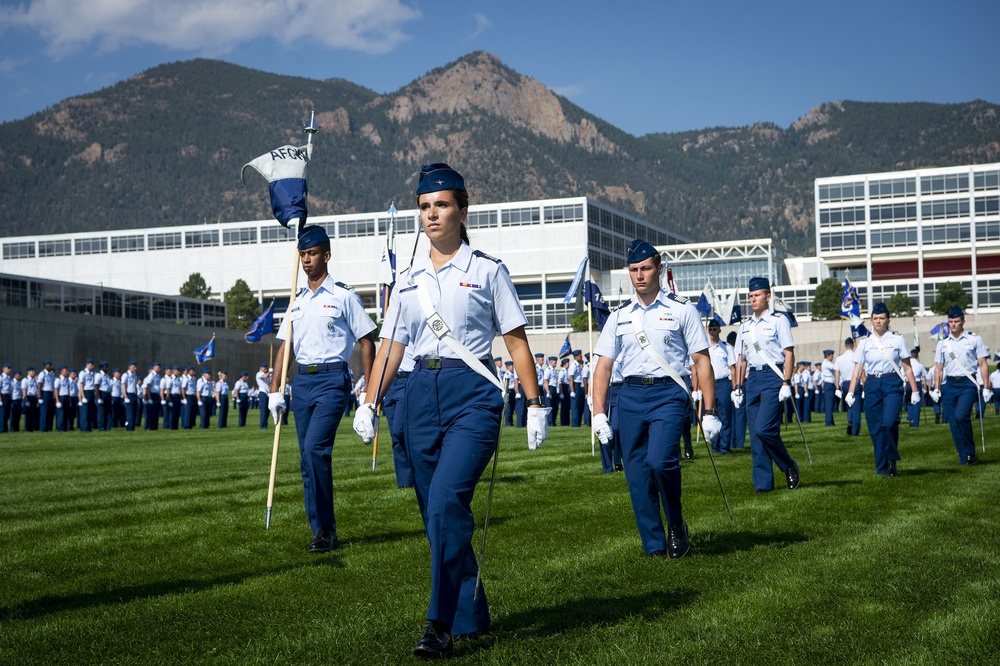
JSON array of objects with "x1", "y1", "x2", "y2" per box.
[
  {"x1": 688, "y1": 394, "x2": 734, "y2": 524},
  {"x1": 979, "y1": 392, "x2": 987, "y2": 453},
  {"x1": 475, "y1": 376, "x2": 510, "y2": 600},
  {"x1": 787, "y1": 389, "x2": 814, "y2": 464}
]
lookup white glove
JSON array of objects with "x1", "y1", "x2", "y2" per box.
[
  {"x1": 835, "y1": 389, "x2": 843, "y2": 399},
  {"x1": 691, "y1": 390, "x2": 702, "y2": 403},
  {"x1": 983, "y1": 388, "x2": 992, "y2": 402},
  {"x1": 593, "y1": 413, "x2": 613, "y2": 444},
  {"x1": 97, "y1": 398, "x2": 104, "y2": 405},
  {"x1": 732, "y1": 388, "x2": 743, "y2": 409},
  {"x1": 124, "y1": 397, "x2": 131, "y2": 404},
  {"x1": 268, "y1": 391, "x2": 286, "y2": 425},
  {"x1": 81, "y1": 397, "x2": 88, "y2": 405},
  {"x1": 911, "y1": 392, "x2": 921, "y2": 405},
  {"x1": 930, "y1": 389, "x2": 941, "y2": 403},
  {"x1": 861, "y1": 391, "x2": 865, "y2": 400},
  {"x1": 197, "y1": 401, "x2": 203, "y2": 406},
  {"x1": 570, "y1": 391, "x2": 576, "y2": 398},
  {"x1": 515, "y1": 392, "x2": 521, "y2": 399},
  {"x1": 526, "y1": 407, "x2": 551, "y2": 450},
  {"x1": 160, "y1": 400, "x2": 166, "y2": 406},
  {"x1": 586, "y1": 394, "x2": 593, "y2": 409},
  {"x1": 845, "y1": 393, "x2": 856, "y2": 407},
  {"x1": 701, "y1": 414, "x2": 722, "y2": 442},
  {"x1": 778, "y1": 385, "x2": 792, "y2": 402},
  {"x1": 181, "y1": 398, "x2": 187, "y2": 405},
  {"x1": 56, "y1": 401, "x2": 62, "y2": 408},
  {"x1": 353, "y1": 403, "x2": 377, "y2": 444}
]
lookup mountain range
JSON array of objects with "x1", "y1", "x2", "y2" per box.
[{"x1": 1, "y1": 51, "x2": 998, "y2": 254}]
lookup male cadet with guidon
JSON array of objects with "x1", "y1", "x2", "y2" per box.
[
  {"x1": 592, "y1": 239, "x2": 721, "y2": 559},
  {"x1": 269, "y1": 224, "x2": 376, "y2": 553},
  {"x1": 234, "y1": 371, "x2": 251, "y2": 426},
  {"x1": 255, "y1": 363, "x2": 270, "y2": 429},
  {"x1": 931, "y1": 306, "x2": 991, "y2": 465},
  {"x1": 733, "y1": 276, "x2": 801, "y2": 494}
]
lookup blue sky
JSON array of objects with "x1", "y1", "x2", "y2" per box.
[{"x1": 1, "y1": 0, "x2": 998, "y2": 135}]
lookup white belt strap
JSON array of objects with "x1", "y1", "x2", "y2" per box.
[
  {"x1": 629, "y1": 307, "x2": 690, "y2": 397},
  {"x1": 870, "y1": 335, "x2": 906, "y2": 383},
  {"x1": 943, "y1": 338, "x2": 980, "y2": 385},
  {"x1": 747, "y1": 322, "x2": 785, "y2": 380},
  {"x1": 415, "y1": 275, "x2": 504, "y2": 392}
]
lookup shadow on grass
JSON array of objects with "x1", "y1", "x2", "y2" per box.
[
  {"x1": 898, "y1": 467, "x2": 962, "y2": 477},
  {"x1": 479, "y1": 588, "x2": 699, "y2": 646},
  {"x1": 694, "y1": 530, "x2": 808, "y2": 556},
  {"x1": 0, "y1": 559, "x2": 343, "y2": 622},
  {"x1": 802, "y1": 479, "x2": 864, "y2": 489},
  {"x1": 342, "y1": 528, "x2": 426, "y2": 548}
]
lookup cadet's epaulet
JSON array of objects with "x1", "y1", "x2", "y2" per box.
[
  {"x1": 667, "y1": 292, "x2": 690, "y2": 305},
  {"x1": 334, "y1": 281, "x2": 355, "y2": 291},
  {"x1": 472, "y1": 249, "x2": 502, "y2": 264},
  {"x1": 612, "y1": 298, "x2": 632, "y2": 312},
  {"x1": 296, "y1": 287, "x2": 308, "y2": 297}
]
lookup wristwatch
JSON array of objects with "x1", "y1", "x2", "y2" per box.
[
  {"x1": 702, "y1": 408, "x2": 717, "y2": 416},
  {"x1": 526, "y1": 397, "x2": 542, "y2": 407}
]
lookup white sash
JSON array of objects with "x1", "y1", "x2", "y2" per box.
[
  {"x1": 869, "y1": 334, "x2": 906, "y2": 383},
  {"x1": 943, "y1": 337, "x2": 980, "y2": 385},
  {"x1": 628, "y1": 307, "x2": 690, "y2": 397},
  {"x1": 414, "y1": 274, "x2": 504, "y2": 392},
  {"x1": 747, "y1": 320, "x2": 785, "y2": 380}
]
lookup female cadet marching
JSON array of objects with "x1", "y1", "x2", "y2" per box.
[
  {"x1": 353, "y1": 163, "x2": 549, "y2": 658},
  {"x1": 845, "y1": 302, "x2": 920, "y2": 476}
]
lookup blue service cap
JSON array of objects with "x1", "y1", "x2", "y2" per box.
[
  {"x1": 297, "y1": 224, "x2": 329, "y2": 250},
  {"x1": 43, "y1": 359, "x2": 52, "y2": 365},
  {"x1": 823, "y1": 349, "x2": 834, "y2": 355},
  {"x1": 561, "y1": 357, "x2": 569, "y2": 364},
  {"x1": 219, "y1": 370, "x2": 228, "y2": 375},
  {"x1": 626, "y1": 239, "x2": 657, "y2": 264},
  {"x1": 504, "y1": 361, "x2": 513, "y2": 367},
  {"x1": 871, "y1": 302, "x2": 889, "y2": 316},
  {"x1": 572, "y1": 349, "x2": 582, "y2": 356},
  {"x1": 2, "y1": 362, "x2": 10, "y2": 368},
  {"x1": 534, "y1": 353, "x2": 544, "y2": 358},
  {"x1": 416, "y1": 162, "x2": 466, "y2": 195},
  {"x1": 748, "y1": 276, "x2": 770, "y2": 291},
  {"x1": 152, "y1": 360, "x2": 161, "y2": 366},
  {"x1": 85, "y1": 358, "x2": 94, "y2": 364},
  {"x1": 548, "y1": 356, "x2": 557, "y2": 361},
  {"x1": 584, "y1": 353, "x2": 591, "y2": 359},
  {"x1": 948, "y1": 306, "x2": 964, "y2": 318},
  {"x1": 26, "y1": 366, "x2": 34, "y2": 371},
  {"x1": 112, "y1": 368, "x2": 120, "y2": 373},
  {"x1": 494, "y1": 357, "x2": 502, "y2": 362},
  {"x1": 99, "y1": 360, "x2": 108, "y2": 367},
  {"x1": 59, "y1": 365, "x2": 67, "y2": 371},
  {"x1": 240, "y1": 371, "x2": 249, "y2": 376},
  {"x1": 127, "y1": 360, "x2": 137, "y2": 366},
  {"x1": 260, "y1": 362, "x2": 268, "y2": 367},
  {"x1": 201, "y1": 368, "x2": 210, "y2": 374}
]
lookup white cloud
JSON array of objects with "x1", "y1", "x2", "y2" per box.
[
  {"x1": 467, "y1": 12, "x2": 490, "y2": 40},
  {"x1": 0, "y1": 57, "x2": 21, "y2": 75},
  {"x1": 0, "y1": 0, "x2": 421, "y2": 57}
]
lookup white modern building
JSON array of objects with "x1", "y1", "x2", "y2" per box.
[
  {"x1": 816, "y1": 161, "x2": 1000, "y2": 314},
  {"x1": 0, "y1": 197, "x2": 687, "y2": 334}
]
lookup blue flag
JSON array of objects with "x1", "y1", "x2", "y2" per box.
[
  {"x1": 245, "y1": 300, "x2": 275, "y2": 343},
  {"x1": 930, "y1": 322, "x2": 949, "y2": 341},
  {"x1": 840, "y1": 278, "x2": 861, "y2": 320},
  {"x1": 241, "y1": 144, "x2": 313, "y2": 228},
  {"x1": 194, "y1": 336, "x2": 216, "y2": 364},
  {"x1": 852, "y1": 322, "x2": 870, "y2": 339},
  {"x1": 558, "y1": 335, "x2": 572, "y2": 358},
  {"x1": 772, "y1": 295, "x2": 798, "y2": 328},
  {"x1": 584, "y1": 281, "x2": 611, "y2": 328},
  {"x1": 564, "y1": 256, "x2": 589, "y2": 304}
]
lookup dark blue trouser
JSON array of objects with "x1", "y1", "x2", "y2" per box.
[
  {"x1": 81, "y1": 390, "x2": 97, "y2": 431},
  {"x1": 144, "y1": 399, "x2": 160, "y2": 430},
  {"x1": 823, "y1": 382, "x2": 836, "y2": 426},
  {"x1": 863, "y1": 375, "x2": 903, "y2": 474},
  {"x1": 731, "y1": 392, "x2": 747, "y2": 449},
  {"x1": 170, "y1": 395, "x2": 182, "y2": 429},
  {"x1": 504, "y1": 389, "x2": 515, "y2": 426},
  {"x1": 745, "y1": 369, "x2": 795, "y2": 491},
  {"x1": 238, "y1": 394, "x2": 249, "y2": 426},
  {"x1": 618, "y1": 378, "x2": 687, "y2": 554},
  {"x1": 383, "y1": 372, "x2": 413, "y2": 488},
  {"x1": 572, "y1": 382, "x2": 585, "y2": 427},
  {"x1": 942, "y1": 378, "x2": 977, "y2": 462},
  {"x1": 601, "y1": 382, "x2": 624, "y2": 473},
  {"x1": 796, "y1": 393, "x2": 810, "y2": 423},
  {"x1": 403, "y1": 365, "x2": 498, "y2": 636},
  {"x1": 217, "y1": 396, "x2": 228, "y2": 428},
  {"x1": 40, "y1": 392, "x2": 55, "y2": 431},
  {"x1": 259, "y1": 393, "x2": 269, "y2": 428},
  {"x1": 841, "y1": 381, "x2": 861, "y2": 435},
  {"x1": 199, "y1": 397, "x2": 215, "y2": 428},
  {"x1": 713, "y1": 377, "x2": 733, "y2": 453},
  {"x1": 0, "y1": 393, "x2": 10, "y2": 433},
  {"x1": 292, "y1": 368, "x2": 350, "y2": 536},
  {"x1": 125, "y1": 394, "x2": 137, "y2": 430}
]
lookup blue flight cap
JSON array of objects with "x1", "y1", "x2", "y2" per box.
[
  {"x1": 240, "y1": 371, "x2": 249, "y2": 377},
  {"x1": 2, "y1": 362, "x2": 10, "y2": 368},
  {"x1": 871, "y1": 302, "x2": 889, "y2": 316},
  {"x1": 948, "y1": 306, "x2": 964, "y2": 318},
  {"x1": 152, "y1": 361, "x2": 161, "y2": 366},
  {"x1": 112, "y1": 368, "x2": 120, "y2": 373},
  {"x1": 127, "y1": 360, "x2": 137, "y2": 366},
  {"x1": 572, "y1": 349, "x2": 582, "y2": 356},
  {"x1": 99, "y1": 360, "x2": 108, "y2": 367},
  {"x1": 548, "y1": 356, "x2": 557, "y2": 361},
  {"x1": 625, "y1": 239, "x2": 657, "y2": 264},
  {"x1": 494, "y1": 357, "x2": 502, "y2": 362},
  {"x1": 260, "y1": 362, "x2": 268, "y2": 367},
  {"x1": 202, "y1": 368, "x2": 211, "y2": 374},
  {"x1": 85, "y1": 358, "x2": 94, "y2": 364},
  {"x1": 823, "y1": 349, "x2": 834, "y2": 356},
  {"x1": 26, "y1": 366, "x2": 34, "y2": 371},
  {"x1": 43, "y1": 360, "x2": 52, "y2": 365},
  {"x1": 58, "y1": 365, "x2": 67, "y2": 371},
  {"x1": 504, "y1": 361, "x2": 513, "y2": 367},
  {"x1": 748, "y1": 276, "x2": 770, "y2": 291},
  {"x1": 534, "y1": 353, "x2": 544, "y2": 359},
  {"x1": 844, "y1": 338, "x2": 854, "y2": 345},
  {"x1": 584, "y1": 353, "x2": 591, "y2": 359},
  {"x1": 219, "y1": 370, "x2": 228, "y2": 375},
  {"x1": 416, "y1": 162, "x2": 466, "y2": 195},
  {"x1": 297, "y1": 224, "x2": 329, "y2": 250},
  {"x1": 561, "y1": 358, "x2": 569, "y2": 365}
]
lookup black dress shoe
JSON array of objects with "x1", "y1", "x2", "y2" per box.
[
  {"x1": 966, "y1": 454, "x2": 978, "y2": 466},
  {"x1": 413, "y1": 621, "x2": 453, "y2": 659},
  {"x1": 888, "y1": 461, "x2": 898, "y2": 477},
  {"x1": 684, "y1": 449, "x2": 694, "y2": 460},
  {"x1": 667, "y1": 521, "x2": 690, "y2": 559},
  {"x1": 786, "y1": 461, "x2": 800, "y2": 490},
  {"x1": 755, "y1": 488, "x2": 772, "y2": 494},
  {"x1": 307, "y1": 528, "x2": 339, "y2": 553},
  {"x1": 646, "y1": 549, "x2": 667, "y2": 559},
  {"x1": 614, "y1": 464, "x2": 624, "y2": 472}
]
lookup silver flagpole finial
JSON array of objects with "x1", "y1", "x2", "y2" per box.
[{"x1": 304, "y1": 111, "x2": 319, "y2": 145}]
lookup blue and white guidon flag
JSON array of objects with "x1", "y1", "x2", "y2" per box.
[{"x1": 241, "y1": 143, "x2": 313, "y2": 228}]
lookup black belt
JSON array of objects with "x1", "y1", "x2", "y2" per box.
[
  {"x1": 297, "y1": 362, "x2": 345, "y2": 374},
  {"x1": 715, "y1": 375, "x2": 730, "y2": 381},
  {"x1": 947, "y1": 376, "x2": 970, "y2": 381},
  {"x1": 396, "y1": 370, "x2": 411, "y2": 378},
  {"x1": 869, "y1": 372, "x2": 898, "y2": 379},
  {"x1": 416, "y1": 357, "x2": 490, "y2": 371},
  {"x1": 624, "y1": 375, "x2": 674, "y2": 386},
  {"x1": 748, "y1": 363, "x2": 783, "y2": 372}
]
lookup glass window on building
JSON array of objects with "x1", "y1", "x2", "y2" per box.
[
  {"x1": 819, "y1": 181, "x2": 866, "y2": 203},
  {"x1": 871, "y1": 227, "x2": 917, "y2": 248},
  {"x1": 75, "y1": 237, "x2": 108, "y2": 255},
  {"x1": 869, "y1": 177, "x2": 916, "y2": 199},
  {"x1": 111, "y1": 235, "x2": 144, "y2": 253},
  {"x1": 63, "y1": 285, "x2": 95, "y2": 314},
  {"x1": 41, "y1": 282, "x2": 61, "y2": 310},
  {"x1": 1, "y1": 276, "x2": 29, "y2": 307},
  {"x1": 871, "y1": 203, "x2": 916, "y2": 224},
  {"x1": 466, "y1": 210, "x2": 497, "y2": 229},
  {"x1": 921, "y1": 173, "x2": 968, "y2": 196},
  {"x1": 185, "y1": 230, "x2": 219, "y2": 248},
  {"x1": 261, "y1": 226, "x2": 294, "y2": 243},
  {"x1": 203, "y1": 303, "x2": 227, "y2": 328},
  {"x1": 378, "y1": 214, "x2": 417, "y2": 234},
  {"x1": 974, "y1": 170, "x2": 1000, "y2": 191},
  {"x1": 223, "y1": 227, "x2": 257, "y2": 246},
  {"x1": 3, "y1": 241, "x2": 36, "y2": 260},
  {"x1": 975, "y1": 195, "x2": 1000, "y2": 217},
  {"x1": 922, "y1": 223, "x2": 970, "y2": 245},
  {"x1": 514, "y1": 282, "x2": 543, "y2": 300},
  {"x1": 922, "y1": 198, "x2": 970, "y2": 221},
  {"x1": 180, "y1": 301, "x2": 201, "y2": 324},
  {"x1": 521, "y1": 302, "x2": 544, "y2": 329},
  {"x1": 39, "y1": 239, "x2": 73, "y2": 257},
  {"x1": 125, "y1": 294, "x2": 149, "y2": 320},
  {"x1": 149, "y1": 232, "x2": 182, "y2": 250},
  {"x1": 975, "y1": 220, "x2": 1000, "y2": 242},
  {"x1": 819, "y1": 206, "x2": 865, "y2": 228},
  {"x1": 501, "y1": 207, "x2": 541, "y2": 227},
  {"x1": 546, "y1": 302, "x2": 575, "y2": 329},
  {"x1": 339, "y1": 218, "x2": 374, "y2": 238},
  {"x1": 99, "y1": 291, "x2": 123, "y2": 318},
  {"x1": 543, "y1": 203, "x2": 583, "y2": 224},
  {"x1": 152, "y1": 298, "x2": 177, "y2": 321}
]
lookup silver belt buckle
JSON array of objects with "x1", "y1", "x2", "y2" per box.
[
  {"x1": 642, "y1": 376, "x2": 655, "y2": 386},
  {"x1": 425, "y1": 358, "x2": 442, "y2": 370}
]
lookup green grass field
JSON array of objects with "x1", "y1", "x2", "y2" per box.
[{"x1": 2, "y1": 411, "x2": 999, "y2": 665}]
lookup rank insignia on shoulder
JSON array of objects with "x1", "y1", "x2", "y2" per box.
[
  {"x1": 667, "y1": 293, "x2": 690, "y2": 305},
  {"x1": 334, "y1": 281, "x2": 355, "y2": 291},
  {"x1": 612, "y1": 298, "x2": 632, "y2": 312},
  {"x1": 399, "y1": 285, "x2": 417, "y2": 293},
  {"x1": 472, "y1": 249, "x2": 502, "y2": 264}
]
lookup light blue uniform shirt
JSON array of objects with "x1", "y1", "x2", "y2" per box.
[
  {"x1": 821, "y1": 359, "x2": 836, "y2": 383},
  {"x1": 382, "y1": 242, "x2": 527, "y2": 360},
  {"x1": 22, "y1": 376, "x2": 38, "y2": 397},
  {"x1": 144, "y1": 371, "x2": 161, "y2": 395},
  {"x1": 934, "y1": 331, "x2": 988, "y2": 378},
  {"x1": 593, "y1": 291, "x2": 708, "y2": 378},
  {"x1": 197, "y1": 377, "x2": 213, "y2": 398},
  {"x1": 57, "y1": 375, "x2": 72, "y2": 397},
  {"x1": 123, "y1": 371, "x2": 139, "y2": 395},
  {"x1": 98, "y1": 371, "x2": 111, "y2": 392},
  {"x1": 0, "y1": 372, "x2": 12, "y2": 395},
  {"x1": 40, "y1": 369, "x2": 55, "y2": 392},
  {"x1": 216, "y1": 380, "x2": 229, "y2": 396},
  {"x1": 80, "y1": 367, "x2": 96, "y2": 391},
  {"x1": 277, "y1": 274, "x2": 376, "y2": 365},
  {"x1": 110, "y1": 378, "x2": 122, "y2": 398},
  {"x1": 234, "y1": 379, "x2": 249, "y2": 395},
  {"x1": 735, "y1": 310, "x2": 795, "y2": 367},
  {"x1": 708, "y1": 340, "x2": 736, "y2": 380},
  {"x1": 855, "y1": 331, "x2": 911, "y2": 377}
]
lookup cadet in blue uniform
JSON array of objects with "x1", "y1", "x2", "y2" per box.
[
  {"x1": 78, "y1": 359, "x2": 97, "y2": 432},
  {"x1": 592, "y1": 240, "x2": 720, "y2": 559},
  {"x1": 39, "y1": 361, "x2": 55, "y2": 432},
  {"x1": 269, "y1": 224, "x2": 376, "y2": 554},
  {"x1": 1, "y1": 362, "x2": 13, "y2": 433},
  {"x1": 931, "y1": 306, "x2": 991, "y2": 465},
  {"x1": 726, "y1": 332, "x2": 747, "y2": 449},
  {"x1": 834, "y1": 338, "x2": 862, "y2": 435},
  {"x1": 733, "y1": 277, "x2": 800, "y2": 493},
  {"x1": 215, "y1": 371, "x2": 230, "y2": 428},
  {"x1": 255, "y1": 363, "x2": 270, "y2": 429},
  {"x1": 502, "y1": 360, "x2": 516, "y2": 426},
  {"x1": 234, "y1": 372, "x2": 250, "y2": 426},
  {"x1": 142, "y1": 363, "x2": 162, "y2": 430},
  {"x1": 353, "y1": 163, "x2": 549, "y2": 659},
  {"x1": 22, "y1": 367, "x2": 39, "y2": 431},
  {"x1": 820, "y1": 350, "x2": 836, "y2": 426},
  {"x1": 845, "y1": 303, "x2": 920, "y2": 476},
  {"x1": 55, "y1": 366, "x2": 71, "y2": 431},
  {"x1": 706, "y1": 320, "x2": 735, "y2": 454},
  {"x1": 122, "y1": 362, "x2": 139, "y2": 431}
]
